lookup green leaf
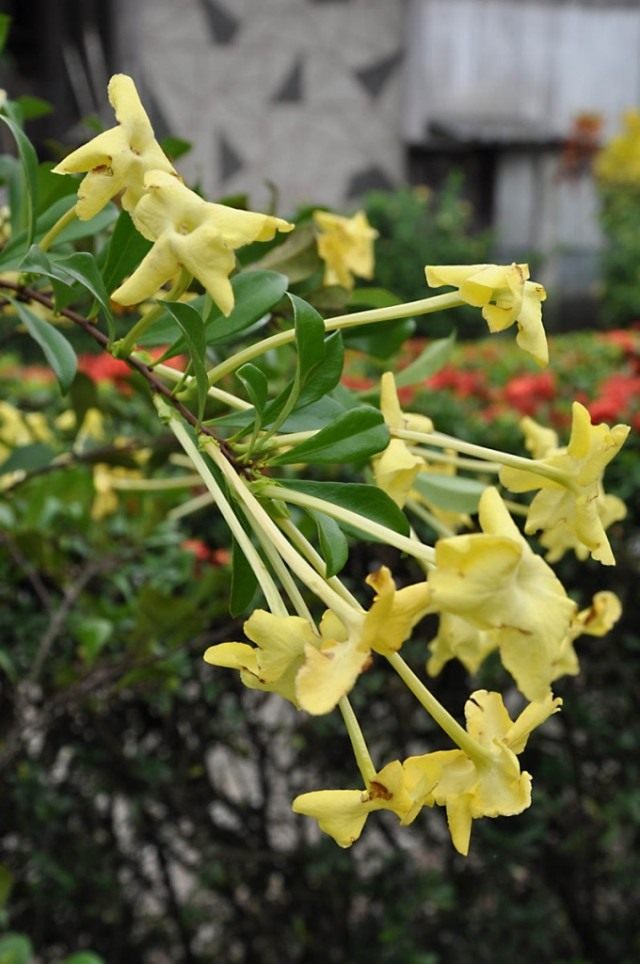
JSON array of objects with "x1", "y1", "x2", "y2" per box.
[
  {"x1": 159, "y1": 135, "x2": 192, "y2": 161},
  {"x1": 0, "y1": 108, "x2": 38, "y2": 249},
  {"x1": 0, "y1": 442, "x2": 55, "y2": 476},
  {"x1": 271, "y1": 406, "x2": 388, "y2": 465},
  {"x1": 10, "y1": 299, "x2": 77, "y2": 392},
  {"x1": 0, "y1": 933, "x2": 33, "y2": 964},
  {"x1": 69, "y1": 372, "x2": 99, "y2": 430},
  {"x1": 395, "y1": 333, "x2": 456, "y2": 388},
  {"x1": 345, "y1": 318, "x2": 415, "y2": 359},
  {"x1": 163, "y1": 301, "x2": 209, "y2": 422},
  {"x1": 101, "y1": 210, "x2": 153, "y2": 293},
  {"x1": 254, "y1": 222, "x2": 321, "y2": 283},
  {"x1": 0, "y1": 649, "x2": 17, "y2": 683},
  {"x1": 146, "y1": 270, "x2": 288, "y2": 355},
  {"x1": 74, "y1": 617, "x2": 113, "y2": 667},
  {"x1": 348, "y1": 287, "x2": 401, "y2": 309},
  {"x1": 0, "y1": 865, "x2": 13, "y2": 908},
  {"x1": 279, "y1": 480, "x2": 410, "y2": 539},
  {"x1": 412, "y1": 473, "x2": 487, "y2": 513},
  {"x1": 236, "y1": 364, "x2": 268, "y2": 416},
  {"x1": 296, "y1": 330, "x2": 344, "y2": 410},
  {"x1": 0, "y1": 14, "x2": 10, "y2": 53},
  {"x1": 15, "y1": 95, "x2": 53, "y2": 121},
  {"x1": 290, "y1": 293, "x2": 325, "y2": 382},
  {"x1": 230, "y1": 535, "x2": 258, "y2": 617},
  {"x1": 21, "y1": 247, "x2": 114, "y2": 334},
  {"x1": 311, "y1": 511, "x2": 349, "y2": 577}
]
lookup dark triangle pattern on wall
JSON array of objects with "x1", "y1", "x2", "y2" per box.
[
  {"x1": 272, "y1": 58, "x2": 304, "y2": 103},
  {"x1": 218, "y1": 133, "x2": 244, "y2": 181},
  {"x1": 199, "y1": 0, "x2": 242, "y2": 44},
  {"x1": 346, "y1": 165, "x2": 395, "y2": 198},
  {"x1": 354, "y1": 51, "x2": 403, "y2": 100}
]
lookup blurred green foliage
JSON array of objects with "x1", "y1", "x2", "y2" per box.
[
  {"x1": 363, "y1": 176, "x2": 492, "y2": 338},
  {"x1": 598, "y1": 186, "x2": 640, "y2": 327}
]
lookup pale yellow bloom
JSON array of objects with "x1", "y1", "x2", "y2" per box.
[
  {"x1": 403, "y1": 689, "x2": 562, "y2": 854},
  {"x1": 52, "y1": 74, "x2": 177, "y2": 220},
  {"x1": 594, "y1": 110, "x2": 640, "y2": 186},
  {"x1": 426, "y1": 612, "x2": 498, "y2": 677},
  {"x1": 111, "y1": 171, "x2": 293, "y2": 315},
  {"x1": 428, "y1": 487, "x2": 576, "y2": 701},
  {"x1": 205, "y1": 566, "x2": 431, "y2": 715},
  {"x1": 425, "y1": 263, "x2": 548, "y2": 364},
  {"x1": 552, "y1": 590, "x2": 622, "y2": 680},
  {"x1": 314, "y1": 210, "x2": 378, "y2": 289},
  {"x1": 500, "y1": 403, "x2": 630, "y2": 565},
  {"x1": 372, "y1": 372, "x2": 433, "y2": 507},
  {"x1": 292, "y1": 760, "x2": 416, "y2": 848},
  {"x1": 92, "y1": 463, "x2": 142, "y2": 520}
]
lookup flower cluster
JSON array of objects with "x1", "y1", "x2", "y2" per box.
[{"x1": 2, "y1": 72, "x2": 629, "y2": 860}]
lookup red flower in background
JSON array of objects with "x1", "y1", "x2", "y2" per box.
[
  {"x1": 503, "y1": 371, "x2": 555, "y2": 415},
  {"x1": 427, "y1": 365, "x2": 488, "y2": 399},
  {"x1": 588, "y1": 373, "x2": 640, "y2": 425},
  {"x1": 79, "y1": 348, "x2": 187, "y2": 391}
]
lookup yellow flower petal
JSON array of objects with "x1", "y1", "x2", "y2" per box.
[
  {"x1": 314, "y1": 210, "x2": 378, "y2": 289},
  {"x1": 112, "y1": 170, "x2": 293, "y2": 314},
  {"x1": 425, "y1": 262, "x2": 548, "y2": 364},
  {"x1": 53, "y1": 74, "x2": 177, "y2": 219}
]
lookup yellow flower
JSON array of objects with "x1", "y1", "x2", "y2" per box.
[
  {"x1": 92, "y1": 463, "x2": 142, "y2": 520},
  {"x1": 205, "y1": 566, "x2": 431, "y2": 715},
  {"x1": 52, "y1": 74, "x2": 177, "y2": 220},
  {"x1": 500, "y1": 403, "x2": 630, "y2": 565},
  {"x1": 292, "y1": 760, "x2": 416, "y2": 848},
  {"x1": 313, "y1": 210, "x2": 378, "y2": 289},
  {"x1": 426, "y1": 612, "x2": 498, "y2": 677},
  {"x1": 403, "y1": 689, "x2": 562, "y2": 855},
  {"x1": 551, "y1": 590, "x2": 622, "y2": 680},
  {"x1": 111, "y1": 171, "x2": 293, "y2": 315},
  {"x1": 428, "y1": 487, "x2": 576, "y2": 701},
  {"x1": 594, "y1": 110, "x2": 640, "y2": 186},
  {"x1": 425, "y1": 263, "x2": 548, "y2": 365},
  {"x1": 372, "y1": 372, "x2": 431, "y2": 507}
]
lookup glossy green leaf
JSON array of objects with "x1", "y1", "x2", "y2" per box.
[
  {"x1": 280, "y1": 480, "x2": 410, "y2": 538},
  {"x1": 290, "y1": 293, "x2": 325, "y2": 382},
  {"x1": 101, "y1": 210, "x2": 153, "y2": 292},
  {"x1": 412, "y1": 472, "x2": 487, "y2": 513},
  {"x1": 395, "y1": 333, "x2": 456, "y2": 388},
  {"x1": 148, "y1": 270, "x2": 288, "y2": 355},
  {"x1": 10, "y1": 299, "x2": 77, "y2": 393},
  {"x1": 311, "y1": 511, "x2": 349, "y2": 577},
  {"x1": 163, "y1": 301, "x2": 208, "y2": 422},
  {"x1": 254, "y1": 222, "x2": 321, "y2": 283},
  {"x1": 0, "y1": 107, "x2": 38, "y2": 249},
  {"x1": 230, "y1": 535, "x2": 258, "y2": 617},
  {"x1": 236, "y1": 364, "x2": 268, "y2": 415},
  {"x1": 271, "y1": 406, "x2": 388, "y2": 465},
  {"x1": 296, "y1": 330, "x2": 344, "y2": 410},
  {"x1": 21, "y1": 247, "x2": 114, "y2": 334}
]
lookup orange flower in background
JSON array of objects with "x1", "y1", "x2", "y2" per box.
[{"x1": 503, "y1": 371, "x2": 555, "y2": 416}]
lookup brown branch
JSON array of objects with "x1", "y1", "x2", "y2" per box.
[{"x1": 0, "y1": 279, "x2": 237, "y2": 461}]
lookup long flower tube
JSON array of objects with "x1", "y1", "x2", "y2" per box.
[
  {"x1": 161, "y1": 405, "x2": 288, "y2": 616},
  {"x1": 202, "y1": 291, "x2": 463, "y2": 388},
  {"x1": 258, "y1": 483, "x2": 436, "y2": 567}
]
